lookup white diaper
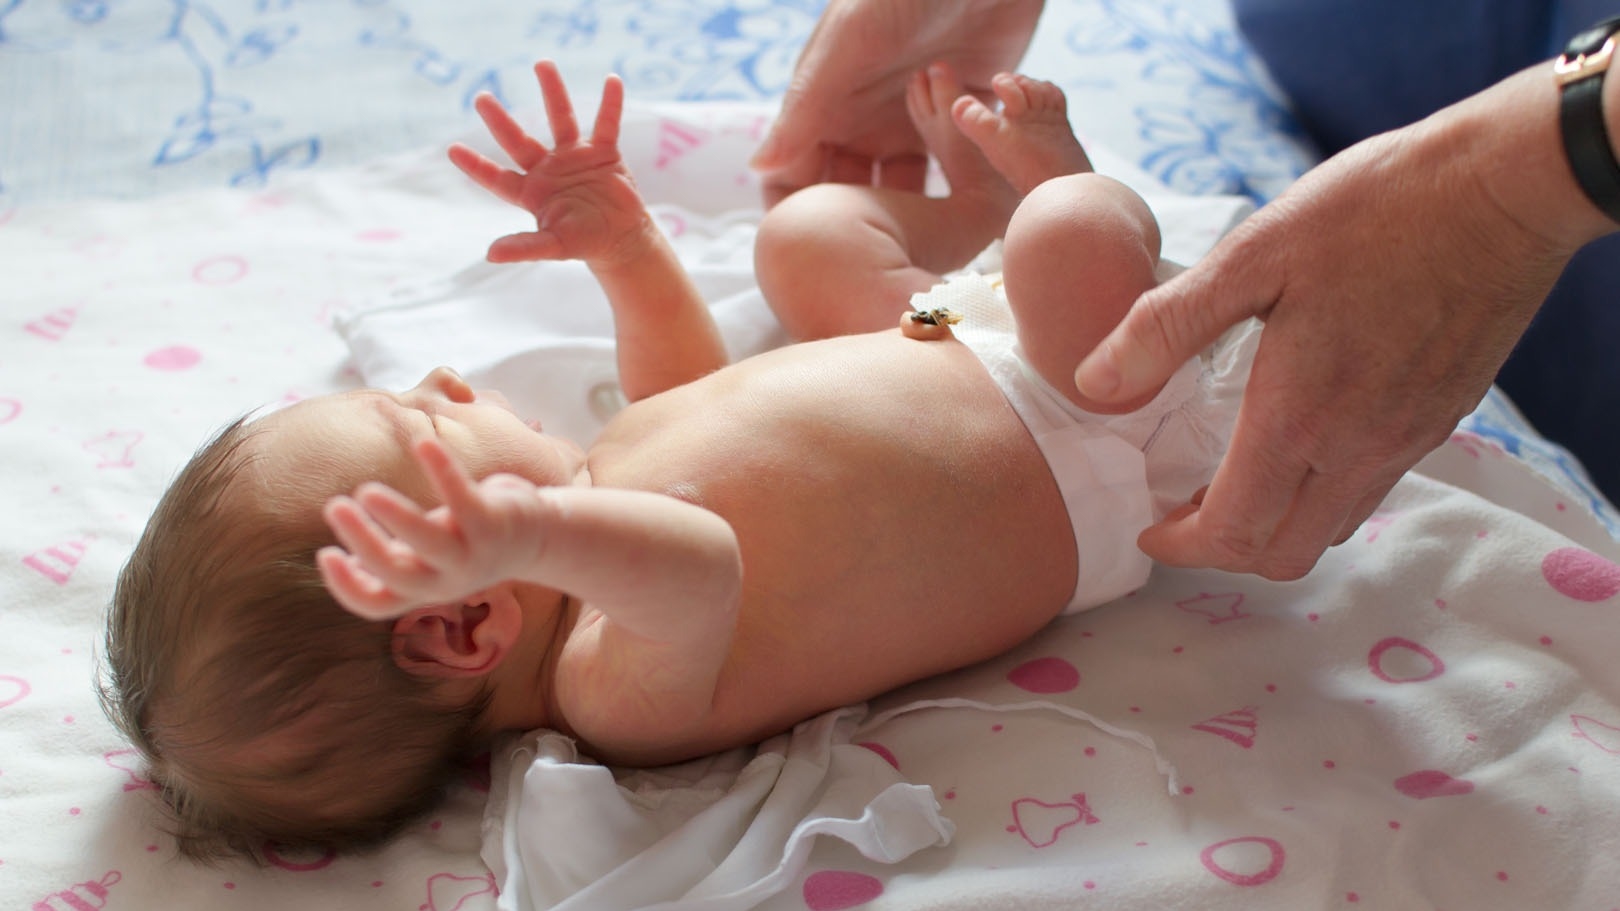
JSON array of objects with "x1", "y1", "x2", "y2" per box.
[{"x1": 909, "y1": 270, "x2": 1259, "y2": 614}]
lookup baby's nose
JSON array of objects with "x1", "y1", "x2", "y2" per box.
[{"x1": 418, "y1": 366, "x2": 474, "y2": 402}]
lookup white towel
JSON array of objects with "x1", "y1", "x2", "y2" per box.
[{"x1": 481, "y1": 706, "x2": 953, "y2": 911}]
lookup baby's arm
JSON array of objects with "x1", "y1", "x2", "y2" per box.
[
  {"x1": 318, "y1": 438, "x2": 741, "y2": 724},
  {"x1": 450, "y1": 60, "x2": 727, "y2": 401}
]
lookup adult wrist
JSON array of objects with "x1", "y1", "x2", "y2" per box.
[{"x1": 1556, "y1": 15, "x2": 1620, "y2": 225}]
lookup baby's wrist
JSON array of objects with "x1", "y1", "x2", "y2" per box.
[{"x1": 586, "y1": 217, "x2": 670, "y2": 276}]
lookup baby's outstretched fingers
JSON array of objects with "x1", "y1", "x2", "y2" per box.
[
  {"x1": 316, "y1": 545, "x2": 406, "y2": 620},
  {"x1": 412, "y1": 437, "x2": 484, "y2": 521},
  {"x1": 533, "y1": 60, "x2": 581, "y2": 148},
  {"x1": 323, "y1": 493, "x2": 409, "y2": 574},
  {"x1": 351, "y1": 482, "x2": 464, "y2": 568},
  {"x1": 591, "y1": 73, "x2": 625, "y2": 148},
  {"x1": 447, "y1": 142, "x2": 524, "y2": 208},
  {"x1": 473, "y1": 91, "x2": 547, "y2": 171}
]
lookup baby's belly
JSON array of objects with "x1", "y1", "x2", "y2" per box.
[{"x1": 589, "y1": 331, "x2": 1079, "y2": 756}]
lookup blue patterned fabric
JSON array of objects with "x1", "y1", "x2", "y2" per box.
[{"x1": 0, "y1": 0, "x2": 1314, "y2": 206}]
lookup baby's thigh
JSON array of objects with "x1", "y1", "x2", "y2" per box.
[{"x1": 754, "y1": 183, "x2": 932, "y2": 339}]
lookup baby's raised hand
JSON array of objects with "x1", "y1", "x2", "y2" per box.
[
  {"x1": 317, "y1": 438, "x2": 551, "y2": 620},
  {"x1": 450, "y1": 60, "x2": 650, "y2": 266}
]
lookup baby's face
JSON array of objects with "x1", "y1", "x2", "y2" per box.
[{"x1": 251, "y1": 367, "x2": 587, "y2": 509}]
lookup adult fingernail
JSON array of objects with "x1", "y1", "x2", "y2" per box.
[
  {"x1": 748, "y1": 132, "x2": 780, "y2": 170},
  {"x1": 1074, "y1": 353, "x2": 1120, "y2": 399}
]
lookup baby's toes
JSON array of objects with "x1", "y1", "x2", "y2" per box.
[
  {"x1": 992, "y1": 73, "x2": 1069, "y2": 121},
  {"x1": 1020, "y1": 75, "x2": 1069, "y2": 117},
  {"x1": 951, "y1": 94, "x2": 1002, "y2": 145},
  {"x1": 990, "y1": 73, "x2": 1028, "y2": 118},
  {"x1": 905, "y1": 66, "x2": 935, "y2": 122},
  {"x1": 924, "y1": 62, "x2": 967, "y2": 114}
]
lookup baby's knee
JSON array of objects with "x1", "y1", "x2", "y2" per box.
[
  {"x1": 755, "y1": 183, "x2": 922, "y2": 339},
  {"x1": 756, "y1": 183, "x2": 877, "y2": 285},
  {"x1": 1003, "y1": 173, "x2": 1162, "y2": 278},
  {"x1": 999, "y1": 174, "x2": 1163, "y2": 372}
]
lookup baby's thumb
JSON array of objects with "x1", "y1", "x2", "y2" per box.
[{"x1": 1075, "y1": 254, "x2": 1262, "y2": 404}]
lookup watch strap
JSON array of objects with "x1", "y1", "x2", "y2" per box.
[{"x1": 1557, "y1": 16, "x2": 1620, "y2": 224}]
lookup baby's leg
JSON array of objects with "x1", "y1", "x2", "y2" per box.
[
  {"x1": 951, "y1": 72, "x2": 1093, "y2": 196},
  {"x1": 1002, "y1": 174, "x2": 1163, "y2": 414},
  {"x1": 755, "y1": 64, "x2": 1020, "y2": 340},
  {"x1": 954, "y1": 73, "x2": 1163, "y2": 412},
  {"x1": 952, "y1": 76, "x2": 1162, "y2": 413}
]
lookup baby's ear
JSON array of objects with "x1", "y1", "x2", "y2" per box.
[{"x1": 391, "y1": 587, "x2": 522, "y2": 678}]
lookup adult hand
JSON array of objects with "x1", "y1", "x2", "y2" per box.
[
  {"x1": 1075, "y1": 64, "x2": 1613, "y2": 580},
  {"x1": 751, "y1": 0, "x2": 1043, "y2": 207}
]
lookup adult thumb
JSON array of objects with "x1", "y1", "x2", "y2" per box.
[{"x1": 1075, "y1": 247, "x2": 1268, "y2": 404}]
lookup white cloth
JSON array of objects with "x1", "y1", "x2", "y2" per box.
[
  {"x1": 481, "y1": 707, "x2": 953, "y2": 911},
  {"x1": 911, "y1": 269, "x2": 1259, "y2": 613}
]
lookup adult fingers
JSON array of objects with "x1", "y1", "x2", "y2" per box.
[
  {"x1": 1333, "y1": 479, "x2": 1403, "y2": 546},
  {"x1": 1140, "y1": 420, "x2": 1407, "y2": 579},
  {"x1": 1076, "y1": 225, "x2": 1279, "y2": 405},
  {"x1": 1137, "y1": 417, "x2": 1317, "y2": 576},
  {"x1": 759, "y1": 149, "x2": 829, "y2": 209}
]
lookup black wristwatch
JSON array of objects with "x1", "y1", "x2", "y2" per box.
[{"x1": 1556, "y1": 15, "x2": 1620, "y2": 224}]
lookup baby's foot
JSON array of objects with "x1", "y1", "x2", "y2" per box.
[
  {"x1": 953, "y1": 73, "x2": 1092, "y2": 196},
  {"x1": 905, "y1": 62, "x2": 1020, "y2": 228}
]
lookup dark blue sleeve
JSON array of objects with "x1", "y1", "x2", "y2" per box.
[
  {"x1": 1232, "y1": 0, "x2": 1620, "y2": 503},
  {"x1": 1230, "y1": 0, "x2": 1555, "y2": 155}
]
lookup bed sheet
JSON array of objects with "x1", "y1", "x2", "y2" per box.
[{"x1": 4, "y1": 2, "x2": 1619, "y2": 911}]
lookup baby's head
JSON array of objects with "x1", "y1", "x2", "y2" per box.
[{"x1": 102, "y1": 368, "x2": 583, "y2": 859}]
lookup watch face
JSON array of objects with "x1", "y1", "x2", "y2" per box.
[{"x1": 1569, "y1": 16, "x2": 1620, "y2": 56}]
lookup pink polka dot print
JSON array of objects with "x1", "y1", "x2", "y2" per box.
[
  {"x1": 803, "y1": 870, "x2": 883, "y2": 910},
  {"x1": 1542, "y1": 547, "x2": 1620, "y2": 602},
  {"x1": 143, "y1": 345, "x2": 201, "y2": 371},
  {"x1": 1393, "y1": 769, "x2": 1474, "y2": 799},
  {"x1": 1007, "y1": 656, "x2": 1080, "y2": 693}
]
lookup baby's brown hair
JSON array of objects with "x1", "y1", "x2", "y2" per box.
[{"x1": 101, "y1": 417, "x2": 490, "y2": 861}]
